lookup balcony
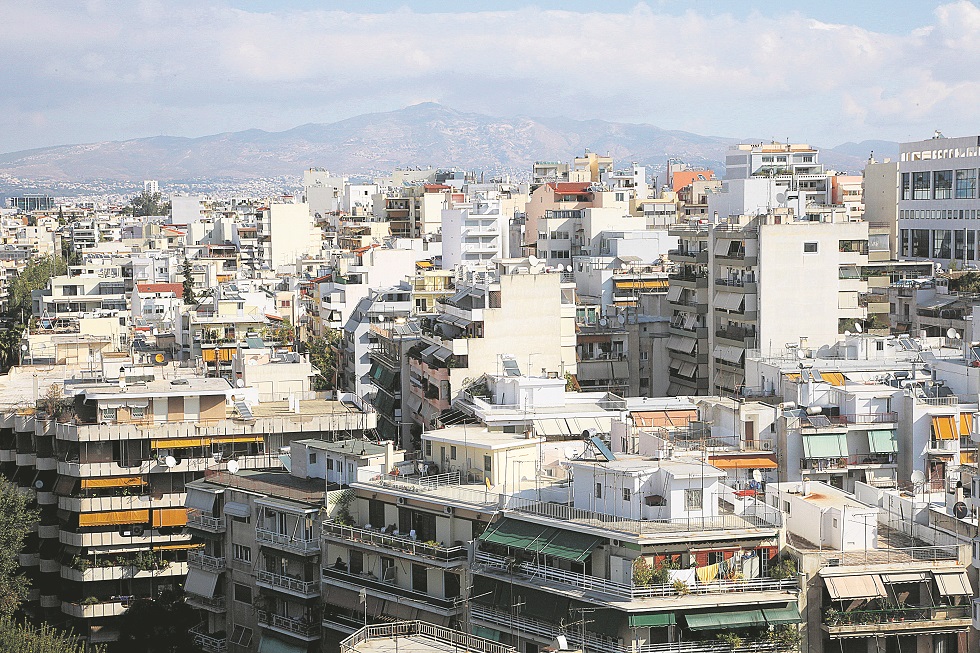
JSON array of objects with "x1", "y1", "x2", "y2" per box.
[
  {"x1": 475, "y1": 551, "x2": 796, "y2": 601},
  {"x1": 257, "y1": 610, "x2": 321, "y2": 641},
  {"x1": 715, "y1": 278, "x2": 757, "y2": 294},
  {"x1": 185, "y1": 594, "x2": 227, "y2": 613},
  {"x1": 256, "y1": 570, "x2": 320, "y2": 598},
  {"x1": 321, "y1": 520, "x2": 468, "y2": 564},
  {"x1": 190, "y1": 623, "x2": 228, "y2": 653},
  {"x1": 341, "y1": 621, "x2": 514, "y2": 653},
  {"x1": 320, "y1": 566, "x2": 459, "y2": 612},
  {"x1": 800, "y1": 454, "x2": 896, "y2": 471},
  {"x1": 188, "y1": 550, "x2": 227, "y2": 573},
  {"x1": 62, "y1": 599, "x2": 130, "y2": 618},
  {"x1": 668, "y1": 249, "x2": 708, "y2": 264},
  {"x1": 187, "y1": 510, "x2": 225, "y2": 533},
  {"x1": 823, "y1": 605, "x2": 971, "y2": 638},
  {"x1": 256, "y1": 528, "x2": 319, "y2": 555}
]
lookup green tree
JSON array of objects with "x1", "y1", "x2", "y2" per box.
[
  {"x1": 117, "y1": 588, "x2": 202, "y2": 653},
  {"x1": 181, "y1": 258, "x2": 196, "y2": 305},
  {"x1": 7, "y1": 255, "x2": 67, "y2": 322},
  {"x1": 0, "y1": 478, "x2": 40, "y2": 617},
  {"x1": 950, "y1": 272, "x2": 980, "y2": 293},
  {"x1": 128, "y1": 191, "x2": 170, "y2": 217},
  {"x1": 0, "y1": 616, "x2": 97, "y2": 653},
  {"x1": 307, "y1": 329, "x2": 342, "y2": 391}
]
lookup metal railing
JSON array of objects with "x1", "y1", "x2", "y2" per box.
[
  {"x1": 475, "y1": 552, "x2": 796, "y2": 599},
  {"x1": 341, "y1": 621, "x2": 516, "y2": 653},
  {"x1": 255, "y1": 529, "x2": 320, "y2": 554},
  {"x1": 824, "y1": 605, "x2": 970, "y2": 627},
  {"x1": 827, "y1": 412, "x2": 898, "y2": 425},
  {"x1": 185, "y1": 594, "x2": 226, "y2": 611},
  {"x1": 190, "y1": 623, "x2": 228, "y2": 653},
  {"x1": 373, "y1": 471, "x2": 461, "y2": 492},
  {"x1": 811, "y1": 545, "x2": 960, "y2": 567},
  {"x1": 257, "y1": 610, "x2": 320, "y2": 638},
  {"x1": 188, "y1": 550, "x2": 226, "y2": 572},
  {"x1": 800, "y1": 455, "x2": 895, "y2": 470},
  {"x1": 187, "y1": 510, "x2": 224, "y2": 532},
  {"x1": 256, "y1": 570, "x2": 319, "y2": 596},
  {"x1": 506, "y1": 497, "x2": 781, "y2": 534},
  {"x1": 321, "y1": 520, "x2": 467, "y2": 562}
]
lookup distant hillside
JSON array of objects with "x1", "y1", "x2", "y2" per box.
[{"x1": 0, "y1": 103, "x2": 886, "y2": 190}]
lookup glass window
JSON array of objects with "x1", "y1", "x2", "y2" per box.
[
  {"x1": 933, "y1": 170, "x2": 953, "y2": 199},
  {"x1": 685, "y1": 489, "x2": 703, "y2": 511},
  {"x1": 595, "y1": 483, "x2": 602, "y2": 499},
  {"x1": 912, "y1": 229, "x2": 929, "y2": 258},
  {"x1": 955, "y1": 230, "x2": 966, "y2": 260},
  {"x1": 233, "y1": 544, "x2": 251, "y2": 563},
  {"x1": 912, "y1": 172, "x2": 930, "y2": 200},
  {"x1": 970, "y1": 231, "x2": 978, "y2": 261},
  {"x1": 901, "y1": 173, "x2": 911, "y2": 200},
  {"x1": 933, "y1": 230, "x2": 951, "y2": 259},
  {"x1": 803, "y1": 242, "x2": 818, "y2": 254},
  {"x1": 956, "y1": 169, "x2": 977, "y2": 199},
  {"x1": 483, "y1": 455, "x2": 491, "y2": 472},
  {"x1": 234, "y1": 583, "x2": 252, "y2": 604},
  {"x1": 623, "y1": 488, "x2": 632, "y2": 501}
]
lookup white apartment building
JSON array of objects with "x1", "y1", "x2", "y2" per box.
[
  {"x1": 440, "y1": 198, "x2": 508, "y2": 269},
  {"x1": 255, "y1": 202, "x2": 321, "y2": 271}
]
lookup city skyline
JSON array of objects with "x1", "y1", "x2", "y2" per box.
[{"x1": 2, "y1": 0, "x2": 977, "y2": 153}]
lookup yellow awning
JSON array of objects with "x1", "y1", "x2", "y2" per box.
[
  {"x1": 960, "y1": 452, "x2": 977, "y2": 465},
  {"x1": 709, "y1": 455, "x2": 778, "y2": 470},
  {"x1": 81, "y1": 476, "x2": 145, "y2": 489},
  {"x1": 153, "y1": 542, "x2": 204, "y2": 551},
  {"x1": 153, "y1": 508, "x2": 188, "y2": 528},
  {"x1": 202, "y1": 349, "x2": 217, "y2": 362},
  {"x1": 218, "y1": 348, "x2": 234, "y2": 361},
  {"x1": 153, "y1": 438, "x2": 208, "y2": 449},
  {"x1": 416, "y1": 261, "x2": 433, "y2": 268},
  {"x1": 211, "y1": 435, "x2": 264, "y2": 444},
  {"x1": 822, "y1": 372, "x2": 846, "y2": 386},
  {"x1": 79, "y1": 510, "x2": 149, "y2": 527},
  {"x1": 785, "y1": 373, "x2": 801, "y2": 382},
  {"x1": 933, "y1": 415, "x2": 957, "y2": 440},
  {"x1": 960, "y1": 413, "x2": 973, "y2": 436}
]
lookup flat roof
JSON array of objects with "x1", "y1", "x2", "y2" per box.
[
  {"x1": 82, "y1": 377, "x2": 231, "y2": 399},
  {"x1": 250, "y1": 399, "x2": 364, "y2": 417},
  {"x1": 423, "y1": 426, "x2": 544, "y2": 449},
  {"x1": 191, "y1": 469, "x2": 325, "y2": 504},
  {"x1": 295, "y1": 438, "x2": 390, "y2": 457}
]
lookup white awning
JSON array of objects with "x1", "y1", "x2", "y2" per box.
[
  {"x1": 934, "y1": 571, "x2": 973, "y2": 596},
  {"x1": 713, "y1": 345, "x2": 745, "y2": 364},
  {"x1": 223, "y1": 501, "x2": 250, "y2": 518},
  {"x1": 184, "y1": 568, "x2": 219, "y2": 599},
  {"x1": 667, "y1": 335, "x2": 697, "y2": 354},
  {"x1": 678, "y1": 362, "x2": 697, "y2": 378},
  {"x1": 714, "y1": 291, "x2": 744, "y2": 311},
  {"x1": 824, "y1": 574, "x2": 886, "y2": 600},
  {"x1": 185, "y1": 487, "x2": 220, "y2": 512},
  {"x1": 666, "y1": 285, "x2": 683, "y2": 302},
  {"x1": 714, "y1": 240, "x2": 734, "y2": 256}
]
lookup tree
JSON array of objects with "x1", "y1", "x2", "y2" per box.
[
  {"x1": 128, "y1": 191, "x2": 170, "y2": 217},
  {"x1": 117, "y1": 588, "x2": 202, "y2": 653},
  {"x1": 0, "y1": 616, "x2": 96, "y2": 653},
  {"x1": 7, "y1": 255, "x2": 67, "y2": 322},
  {"x1": 307, "y1": 329, "x2": 342, "y2": 391},
  {"x1": 181, "y1": 258, "x2": 196, "y2": 305},
  {"x1": 0, "y1": 478, "x2": 39, "y2": 617}
]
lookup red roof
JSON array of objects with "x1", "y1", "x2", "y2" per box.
[
  {"x1": 136, "y1": 283, "x2": 183, "y2": 295},
  {"x1": 548, "y1": 182, "x2": 592, "y2": 194},
  {"x1": 424, "y1": 184, "x2": 451, "y2": 192}
]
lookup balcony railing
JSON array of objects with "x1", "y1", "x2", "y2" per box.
[
  {"x1": 190, "y1": 623, "x2": 228, "y2": 653},
  {"x1": 187, "y1": 510, "x2": 224, "y2": 533},
  {"x1": 827, "y1": 412, "x2": 898, "y2": 425},
  {"x1": 811, "y1": 546, "x2": 959, "y2": 567},
  {"x1": 824, "y1": 605, "x2": 970, "y2": 628},
  {"x1": 341, "y1": 621, "x2": 515, "y2": 653},
  {"x1": 256, "y1": 570, "x2": 319, "y2": 597},
  {"x1": 321, "y1": 521, "x2": 468, "y2": 562},
  {"x1": 255, "y1": 528, "x2": 319, "y2": 554},
  {"x1": 475, "y1": 552, "x2": 797, "y2": 599},
  {"x1": 188, "y1": 550, "x2": 226, "y2": 572},
  {"x1": 185, "y1": 594, "x2": 227, "y2": 611},
  {"x1": 257, "y1": 610, "x2": 321, "y2": 639},
  {"x1": 800, "y1": 454, "x2": 896, "y2": 470}
]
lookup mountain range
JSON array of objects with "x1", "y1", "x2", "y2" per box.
[{"x1": 0, "y1": 103, "x2": 895, "y2": 191}]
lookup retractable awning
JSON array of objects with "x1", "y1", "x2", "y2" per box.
[
  {"x1": 153, "y1": 438, "x2": 208, "y2": 449},
  {"x1": 78, "y1": 510, "x2": 148, "y2": 527},
  {"x1": 186, "y1": 486, "x2": 222, "y2": 512},
  {"x1": 713, "y1": 345, "x2": 744, "y2": 364},
  {"x1": 185, "y1": 568, "x2": 219, "y2": 599},
  {"x1": 934, "y1": 570, "x2": 973, "y2": 596},
  {"x1": 685, "y1": 609, "x2": 766, "y2": 630},
  {"x1": 868, "y1": 430, "x2": 898, "y2": 454},
  {"x1": 824, "y1": 575, "x2": 886, "y2": 600},
  {"x1": 822, "y1": 372, "x2": 847, "y2": 386},
  {"x1": 881, "y1": 572, "x2": 929, "y2": 584},
  {"x1": 665, "y1": 286, "x2": 683, "y2": 302},
  {"x1": 932, "y1": 416, "x2": 957, "y2": 440},
  {"x1": 803, "y1": 433, "x2": 847, "y2": 458},
  {"x1": 629, "y1": 613, "x2": 676, "y2": 628},
  {"x1": 709, "y1": 455, "x2": 777, "y2": 469},
  {"x1": 539, "y1": 531, "x2": 603, "y2": 563},
  {"x1": 223, "y1": 501, "x2": 250, "y2": 518},
  {"x1": 763, "y1": 604, "x2": 802, "y2": 625},
  {"x1": 479, "y1": 518, "x2": 557, "y2": 552},
  {"x1": 666, "y1": 335, "x2": 697, "y2": 353},
  {"x1": 713, "y1": 291, "x2": 744, "y2": 311},
  {"x1": 960, "y1": 413, "x2": 973, "y2": 436},
  {"x1": 153, "y1": 508, "x2": 188, "y2": 528}
]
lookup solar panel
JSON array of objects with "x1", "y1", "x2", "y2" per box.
[
  {"x1": 806, "y1": 415, "x2": 832, "y2": 428},
  {"x1": 235, "y1": 401, "x2": 254, "y2": 420},
  {"x1": 501, "y1": 358, "x2": 521, "y2": 377}
]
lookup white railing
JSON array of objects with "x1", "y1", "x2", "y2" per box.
[
  {"x1": 341, "y1": 620, "x2": 515, "y2": 653},
  {"x1": 187, "y1": 510, "x2": 223, "y2": 532},
  {"x1": 255, "y1": 528, "x2": 319, "y2": 554},
  {"x1": 257, "y1": 610, "x2": 320, "y2": 637},
  {"x1": 811, "y1": 545, "x2": 960, "y2": 567},
  {"x1": 188, "y1": 550, "x2": 226, "y2": 572},
  {"x1": 321, "y1": 520, "x2": 468, "y2": 562},
  {"x1": 256, "y1": 570, "x2": 319, "y2": 595},
  {"x1": 374, "y1": 471, "x2": 461, "y2": 491},
  {"x1": 190, "y1": 623, "x2": 228, "y2": 653},
  {"x1": 475, "y1": 552, "x2": 797, "y2": 600}
]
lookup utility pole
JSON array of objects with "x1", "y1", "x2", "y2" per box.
[{"x1": 572, "y1": 607, "x2": 596, "y2": 653}]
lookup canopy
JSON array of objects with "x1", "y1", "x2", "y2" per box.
[
  {"x1": 479, "y1": 518, "x2": 557, "y2": 552},
  {"x1": 185, "y1": 568, "x2": 219, "y2": 599},
  {"x1": 932, "y1": 416, "x2": 957, "y2": 440},
  {"x1": 960, "y1": 413, "x2": 973, "y2": 436},
  {"x1": 868, "y1": 430, "x2": 898, "y2": 454},
  {"x1": 713, "y1": 291, "x2": 744, "y2": 311},
  {"x1": 539, "y1": 530, "x2": 603, "y2": 563},
  {"x1": 153, "y1": 438, "x2": 208, "y2": 449},
  {"x1": 713, "y1": 345, "x2": 744, "y2": 364},
  {"x1": 666, "y1": 335, "x2": 697, "y2": 354},
  {"x1": 821, "y1": 372, "x2": 846, "y2": 386},
  {"x1": 78, "y1": 510, "x2": 148, "y2": 527},
  {"x1": 934, "y1": 571, "x2": 973, "y2": 596},
  {"x1": 881, "y1": 572, "x2": 929, "y2": 584},
  {"x1": 186, "y1": 486, "x2": 221, "y2": 512},
  {"x1": 629, "y1": 613, "x2": 676, "y2": 628},
  {"x1": 223, "y1": 501, "x2": 250, "y2": 518},
  {"x1": 802, "y1": 433, "x2": 847, "y2": 458},
  {"x1": 709, "y1": 455, "x2": 777, "y2": 470},
  {"x1": 81, "y1": 477, "x2": 144, "y2": 489},
  {"x1": 665, "y1": 286, "x2": 683, "y2": 302},
  {"x1": 763, "y1": 604, "x2": 802, "y2": 625},
  {"x1": 153, "y1": 508, "x2": 188, "y2": 528},
  {"x1": 824, "y1": 574, "x2": 886, "y2": 600},
  {"x1": 685, "y1": 609, "x2": 766, "y2": 630},
  {"x1": 631, "y1": 410, "x2": 698, "y2": 429}
]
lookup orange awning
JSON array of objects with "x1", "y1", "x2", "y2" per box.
[
  {"x1": 709, "y1": 455, "x2": 778, "y2": 470},
  {"x1": 81, "y1": 477, "x2": 145, "y2": 489},
  {"x1": 153, "y1": 438, "x2": 208, "y2": 449},
  {"x1": 79, "y1": 510, "x2": 149, "y2": 527},
  {"x1": 933, "y1": 415, "x2": 957, "y2": 440},
  {"x1": 152, "y1": 508, "x2": 188, "y2": 528},
  {"x1": 822, "y1": 372, "x2": 846, "y2": 386},
  {"x1": 960, "y1": 413, "x2": 973, "y2": 436},
  {"x1": 632, "y1": 409, "x2": 698, "y2": 428},
  {"x1": 153, "y1": 542, "x2": 204, "y2": 551}
]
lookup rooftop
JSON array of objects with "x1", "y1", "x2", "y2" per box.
[
  {"x1": 294, "y1": 438, "x2": 391, "y2": 458},
  {"x1": 196, "y1": 469, "x2": 326, "y2": 505},
  {"x1": 423, "y1": 426, "x2": 544, "y2": 449}
]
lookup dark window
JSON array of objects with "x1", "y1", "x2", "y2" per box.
[
  {"x1": 912, "y1": 172, "x2": 930, "y2": 200},
  {"x1": 934, "y1": 170, "x2": 953, "y2": 199},
  {"x1": 412, "y1": 564, "x2": 428, "y2": 593},
  {"x1": 349, "y1": 550, "x2": 363, "y2": 575},
  {"x1": 368, "y1": 499, "x2": 386, "y2": 529},
  {"x1": 444, "y1": 571, "x2": 460, "y2": 598},
  {"x1": 234, "y1": 583, "x2": 252, "y2": 604}
]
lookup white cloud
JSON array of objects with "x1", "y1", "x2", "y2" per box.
[{"x1": 1, "y1": 1, "x2": 980, "y2": 151}]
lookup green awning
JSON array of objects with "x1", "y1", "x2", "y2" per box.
[
  {"x1": 539, "y1": 530, "x2": 603, "y2": 563},
  {"x1": 763, "y1": 604, "x2": 802, "y2": 625},
  {"x1": 630, "y1": 613, "x2": 677, "y2": 628},
  {"x1": 802, "y1": 433, "x2": 846, "y2": 458},
  {"x1": 868, "y1": 430, "x2": 898, "y2": 454},
  {"x1": 257, "y1": 636, "x2": 306, "y2": 653},
  {"x1": 685, "y1": 609, "x2": 766, "y2": 630},
  {"x1": 472, "y1": 626, "x2": 503, "y2": 642},
  {"x1": 479, "y1": 518, "x2": 557, "y2": 552}
]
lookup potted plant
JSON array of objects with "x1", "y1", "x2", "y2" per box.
[{"x1": 672, "y1": 579, "x2": 691, "y2": 595}]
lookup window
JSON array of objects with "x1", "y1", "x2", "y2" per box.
[
  {"x1": 483, "y1": 455, "x2": 492, "y2": 473},
  {"x1": 101, "y1": 407, "x2": 117, "y2": 421},
  {"x1": 450, "y1": 446, "x2": 457, "y2": 460},
  {"x1": 230, "y1": 626, "x2": 253, "y2": 648},
  {"x1": 425, "y1": 441, "x2": 432, "y2": 457},
  {"x1": 233, "y1": 544, "x2": 251, "y2": 564},
  {"x1": 234, "y1": 583, "x2": 252, "y2": 604},
  {"x1": 912, "y1": 172, "x2": 930, "y2": 200},
  {"x1": 595, "y1": 483, "x2": 602, "y2": 499},
  {"x1": 956, "y1": 169, "x2": 977, "y2": 199},
  {"x1": 130, "y1": 406, "x2": 145, "y2": 420},
  {"x1": 803, "y1": 242, "x2": 818, "y2": 254},
  {"x1": 623, "y1": 488, "x2": 632, "y2": 501},
  {"x1": 412, "y1": 564, "x2": 428, "y2": 593},
  {"x1": 783, "y1": 501, "x2": 791, "y2": 515},
  {"x1": 933, "y1": 170, "x2": 953, "y2": 199},
  {"x1": 684, "y1": 489, "x2": 703, "y2": 510},
  {"x1": 309, "y1": 452, "x2": 317, "y2": 464},
  {"x1": 326, "y1": 458, "x2": 334, "y2": 471},
  {"x1": 349, "y1": 550, "x2": 363, "y2": 575}
]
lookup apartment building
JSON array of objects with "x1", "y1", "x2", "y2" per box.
[
  {"x1": 666, "y1": 213, "x2": 875, "y2": 396},
  {"x1": 131, "y1": 282, "x2": 183, "y2": 332},
  {"x1": 254, "y1": 202, "x2": 322, "y2": 271},
  {"x1": 440, "y1": 198, "x2": 509, "y2": 268},
  {"x1": 367, "y1": 320, "x2": 421, "y2": 448}
]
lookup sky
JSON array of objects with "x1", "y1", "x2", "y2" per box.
[{"x1": 2, "y1": 0, "x2": 977, "y2": 153}]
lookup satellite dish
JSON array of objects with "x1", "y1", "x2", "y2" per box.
[
  {"x1": 752, "y1": 469, "x2": 763, "y2": 483},
  {"x1": 947, "y1": 328, "x2": 959, "y2": 339},
  {"x1": 227, "y1": 460, "x2": 240, "y2": 474},
  {"x1": 34, "y1": 480, "x2": 44, "y2": 489},
  {"x1": 164, "y1": 456, "x2": 177, "y2": 469},
  {"x1": 236, "y1": 379, "x2": 245, "y2": 388},
  {"x1": 910, "y1": 470, "x2": 926, "y2": 485},
  {"x1": 617, "y1": 314, "x2": 627, "y2": 325},
  {"x1": 796, "y1": 349, "x2": 806, "y2": 360},
  {"x1": 154, "y1": 353, "x2": 165, "y2": 364},
  {"x1": 854, "y1": 322, "x2": 863, "y2": 333},
  {"x1": 844, "y1": 330, "x2": 851, "y2": 336},
  {"x1": 599, "y1": 318, "x2": 608, "y2": 327},
  {"x1": 528, "y1": 255, "x2": 539, "y2": 267},
  {"x1": 953, "y1": 501, "x2": 969, "y2": 519},
  {"x1": 564, "y1": 447, "x2": 578, "y2": 460}
]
